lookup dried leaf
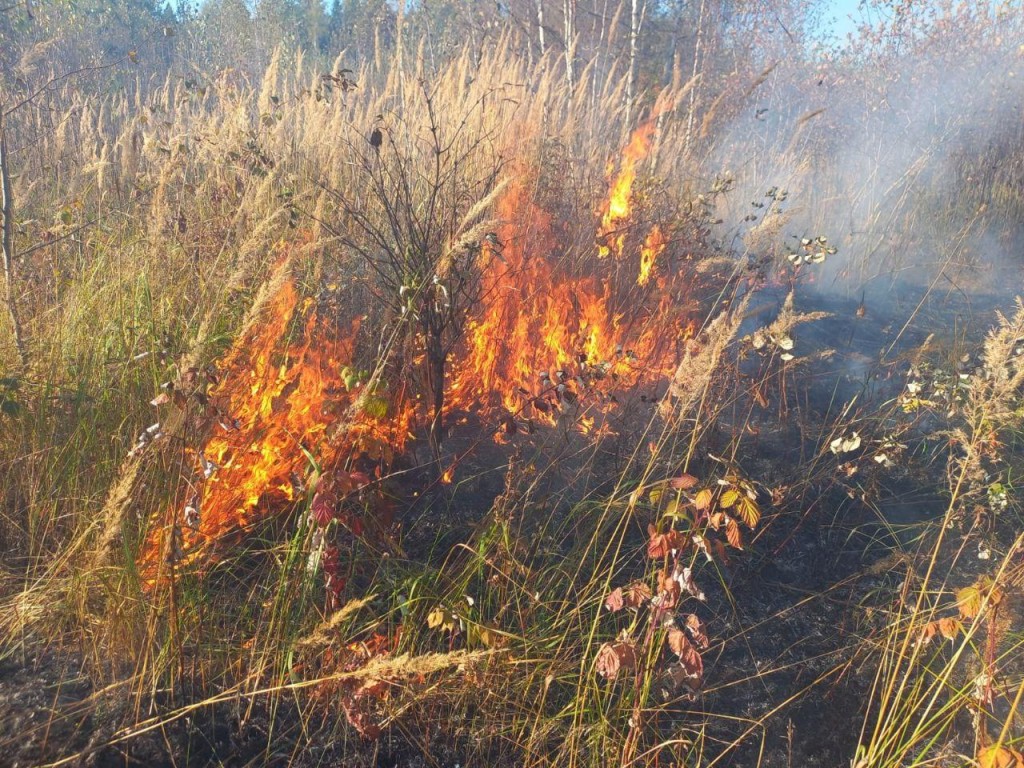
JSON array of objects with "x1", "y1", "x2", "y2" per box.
[
  {"x1": 685, "y1": 614, "x2": 709, "y2": 649},
  {"x1": 426, "y1": 606, "x2": 458, "y2": 633},
  {"x1": 667, "y1": 627, "x2": 704, "y2": 684},
  {"x1": 654, "y1": 570, "x2": 681, "y2": 609},
  {"x1": 920, "y1": 617, "x2": 963, "y2": 644},
  {"x1": 621, "y1": 580, "x2": 652, "y2": 609},
  {"x1": 670, "y1": 474, "x2": 699, "y2": 490},
  {"x1": 957, "y1": 577, "x2": 1005, "y2": 620},
  {"x1": 938, "y1": 616, "x2": 962, "y2": 640},
  {"x1": 647, "y1": 524, "x2": 685, "y2": 559},
  {"x1": 605, "y1": 587, "x2": 625, "y2": 612},
  {"x1": 691, "y1": 533, "x2": 713, "y2": 563},
  {"x1": 667, "y1": 626, "x2": 690, "y2": 656},
  {"x1": 978, "y1": 746, "x2": 1024, "y2": 768},
  {"x1": 596, "y1": 641, "x2": 637, "y2": 680},
  {"x1": 735, "y1": 495, "x2": 761, "y2": 528},
  {"x1": 957, "y1": 585, "x2": 982, "y2": 620},
  {"x1": 725, "y1": 516, "x2": 743, "y2": 549},
  {"x1": 675, "y1": 565, "x2": 706, "y2": 601}
]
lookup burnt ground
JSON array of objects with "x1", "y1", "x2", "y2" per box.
[{"x1": 0, "y1": 284, "x2": 1017, "y2": 767}]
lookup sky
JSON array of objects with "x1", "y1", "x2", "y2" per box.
[{"x1": 818, "y1": 0, "x2": 870, "y2": 43}]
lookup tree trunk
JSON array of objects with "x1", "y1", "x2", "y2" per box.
[
  {"x1": 0, "y1": 112, "x2": 27, "y2": 368},
  {"x1": 625, "y1": 0, "x2": 641, "y2": 127},
  {"x1": 536, "y1": 0, "x2": 545, "y2": 54},
  {"x1": 563, "y1": 0, "x2": 575, "y2": 91},
  {"x1": 684, "y1": 0, "x2": 707, "y2": 154}
]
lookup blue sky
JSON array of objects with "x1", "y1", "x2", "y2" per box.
[{"x1": 818, "y1": 0, "x2": 869, "y2": 42}]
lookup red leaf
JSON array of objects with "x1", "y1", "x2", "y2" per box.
[
  {"x1": 667, "y1": 627, "x2": 704, "y2": 685},
  {"x1": 647, "y1": 524, "x2": 685, "y2": 559},
  {"x1": 669, "y1": 474, "x2": 699, "y2": 490},
  {"x1": 596, "y1": 641, "x2": 637, "y2": 680},
  {"x1": 725, "y1": 516, "x2": 743, "y2": 549}
]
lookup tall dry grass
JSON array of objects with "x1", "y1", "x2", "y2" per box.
[{"x1": 1, "y1": 14, "x2": 1024, "y2": 767}]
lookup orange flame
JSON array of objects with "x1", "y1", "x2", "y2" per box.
[
  {"x1": 138, "y1": 274, "x2": 408, "y2": 584},
  {"x1": 639, "y1": 225, "x2": 666, "y2": 286},
  {"x1": 141, "y1": 115, "x2": 695, "y2": 582},
  {"x1": 448, "y1": 166, "x2": 691, "y2": 427},
  {"x1": 597, "y1": 120, "x2": 658, "y2": 259}
]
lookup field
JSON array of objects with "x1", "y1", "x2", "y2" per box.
[{"x1": 2, "y1": 2, "x2": 1024, "y2": 766}]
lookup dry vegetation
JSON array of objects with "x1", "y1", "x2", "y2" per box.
[{"x1": 2, "y1": 1, "x2": 1024, "y2": 766}]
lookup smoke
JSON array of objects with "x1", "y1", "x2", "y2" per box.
[{"x1": 710, "y1": 39, "x2": 1024, "y2": 320}]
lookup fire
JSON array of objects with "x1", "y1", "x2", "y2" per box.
[
  {"x1": 597, "y1": 120, "x2": 657, "y2": 259},
  {"x1": 639, "y1": 225, "x2": 666, "y2": 286},
  {"x1": 448, "y1": 165, "x2": 691, "y2": 427},
  {"x1": 140, "y1": 115, "x2": 696, "y2": 582},
  {"x1": 138, "y1": 271, "x2": 408, "y2": 583}
]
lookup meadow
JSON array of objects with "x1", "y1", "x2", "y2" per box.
[{"x1": 2, "y1": 2, "x2": 1024, "y2": 766}]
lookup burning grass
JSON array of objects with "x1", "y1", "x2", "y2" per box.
[{"x1": 2, "y1": 16, "x2": 1024, "y2": 768}]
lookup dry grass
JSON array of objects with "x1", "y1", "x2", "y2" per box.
[{"x1": 1, "y1": 12, "x2": 1024, "y2": 768}]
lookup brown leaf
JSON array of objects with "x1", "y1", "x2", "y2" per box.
[
  {"x1": 150, "y1": 392, "x2": 171, "y2": 406},
  {"x1": 708, "y1": 511, "x2": 725, "y2": 531},
  {"x1": 725, "y1": 516, "x2": 743, "y2": 549},
  {"x1": 978, "y1": 746, "x2": 1024, "y2": 768},
  {"x1": 667, "y1": 627, "x2": 704, "y2": 684},
  {"x1": 655, "y1": 570, "x2": 681, "y2": 610},
  {"x1": 670, "y1": 474, "x2": 699, "y2": 490},
  {"x1": 937, "y1": 616, "x2": 962, "y2": 640},
  {"x1": 667, "y1": 626, "x2": 690, "y2": 656},
  {"x1": 685, "y1": 614, "x2": 709, "y2": 649},
  {"x1": 596, "y1": 641, "x2": 637, "y2": 680},
  {"x1": 622, "y1": 580, "x2": 653, "y2": 608},
  {"x1": 710, "y1": 537, "x2": 730, "y2": 565},
  {"x1": 605, "y1": 587, "x2": 625, "y2": 612},
  {"x1": 647, "y1": 524, "x2": 684, "y2": 559}
]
